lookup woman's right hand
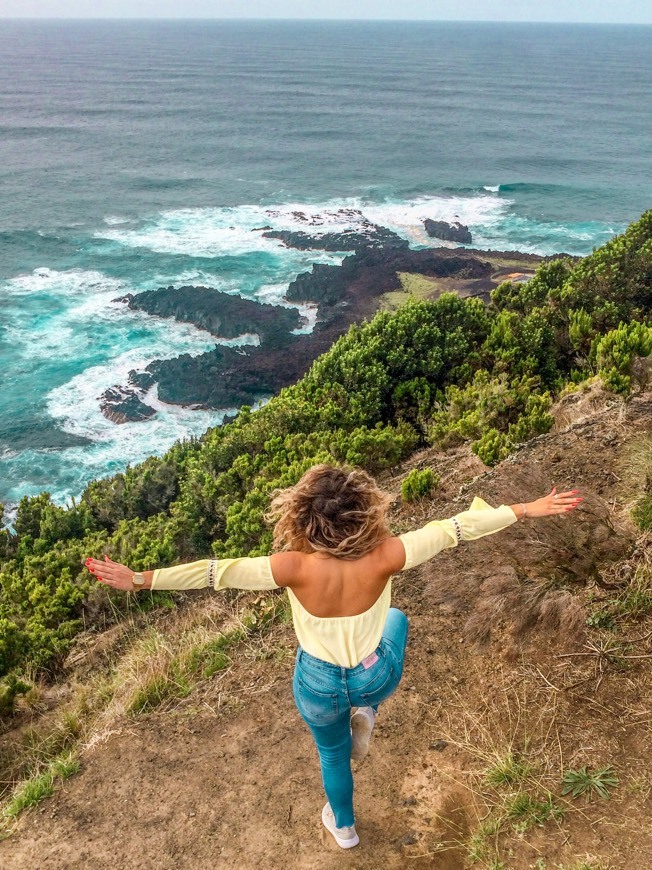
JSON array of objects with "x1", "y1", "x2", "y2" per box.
[
  {"x1": 85, "y1": 555, "x2": 137, "y2": 590},
  {"x1": 526, "y1": 486, "x2": 582, "y2": 518}
]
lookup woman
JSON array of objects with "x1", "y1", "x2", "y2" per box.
[{"x1": 85, "y1": 464, "x2": 581, "y2": 850}]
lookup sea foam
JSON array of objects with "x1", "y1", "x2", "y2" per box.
[{"x1": 94, "y1": 193, "x2": 511, "y2": 258}]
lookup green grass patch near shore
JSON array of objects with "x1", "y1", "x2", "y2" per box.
[{"x1": 380, "y1": 271, "x2": 443, "y2": 309}]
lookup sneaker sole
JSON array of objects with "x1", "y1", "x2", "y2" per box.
[
  {"x1": 350, "y1": 711, "x2": 373, "y2": 761},
  {"x1": 321, "y1": 805, "x2": 360, "y2": 849}
]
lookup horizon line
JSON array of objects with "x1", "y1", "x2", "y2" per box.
[{"x1": 2, "y1": 17, "x2": 652, "y2": 26}]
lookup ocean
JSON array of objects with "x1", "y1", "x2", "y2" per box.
[{"x1": 1, "y1": 19, "x2": 651, "y2": 514}]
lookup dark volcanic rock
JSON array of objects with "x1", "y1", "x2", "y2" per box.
[
  {"x1": 424, "y1": 219, "x2": 473, "y2": 244},
  {"x1": 263, "y1": 225, "x2": 409, "y2": 254},
  {"x1": 127, "y1": 370, "x2": 157, "y2": 391},
  {"x1": 101, "y1": 245, "x2": 543, "y2": 421},
  {"x1": 146, "y1": 334, "x2": 337, "y2": 410},
  {"x1": 115, "y1": 286, "x2": 302, "y2": 348},
  {"x1": 286, "y1": 248, "x2": 491, "y2": 305},
  {"x1": 100, "y1": 386, "x2": 157, "y2": 425}
]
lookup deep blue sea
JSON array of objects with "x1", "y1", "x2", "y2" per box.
[{"x1": 1, "y1": 20, "x2": 651, "y2": 516}]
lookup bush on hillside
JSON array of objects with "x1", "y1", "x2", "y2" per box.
[
  {"x1": 401, "y1": 468, "x2": 439, "y2": 503},
  {"x1": 594, "y1": 321, "x2": 652, "y2": 394}
]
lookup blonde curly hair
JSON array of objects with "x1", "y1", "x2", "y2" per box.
[{"x1": 266, "y1": 464, "x2": 394, "y2": 560}]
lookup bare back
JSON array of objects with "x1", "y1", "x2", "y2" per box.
[{"x1": 269, "y1": 537, "x2": 406, "y2": 618}]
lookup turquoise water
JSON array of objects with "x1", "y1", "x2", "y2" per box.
[{"x1": 1, "y1": 20, "x2": 651, "y2": 512}]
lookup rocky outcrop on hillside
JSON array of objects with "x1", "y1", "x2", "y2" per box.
[
  {"x1": 144, "y1": 337, "x2": 327, "y2": 409},
  {"x1": 99, "y1": 241, "x2": 546, "y2": 423},
  {"x1": 286, "y1": 248, "x2": 491, "y2": 306},
  {"x1": 99, "y1": 249, "x2": 495, "y2": 419}
]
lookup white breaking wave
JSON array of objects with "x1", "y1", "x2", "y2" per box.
[
  {"x1": 4, "y1": 267, "x2": 125, "y2": 297},
  {"x1": 94, "y1": 192, "x2": 511, "y2": 258},
  {"x1": 361, "y1": 193, "x2": 510, "y2": 246},
  {"x1": 43, "y1": 346, "x2": 238, "y2": 504},
  {"x1": 0, "y1": 265, "x2": 268, "y2": 507},
  {"x1": 103, "y1": 215, "x2": 131, "y2": 226}
]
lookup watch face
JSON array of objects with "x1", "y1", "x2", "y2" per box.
[{"x1": 133, "y1": 573, "x2": 145, "y2": 586}]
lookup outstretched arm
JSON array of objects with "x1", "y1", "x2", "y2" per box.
[
  {"x1": 85, "y1": 551, "x2": 302, "y2": 593},
  {"x1": 379, "y1": 486, "x2": 582, "y2": 574}
]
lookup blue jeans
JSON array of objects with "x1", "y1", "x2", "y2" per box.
[{"x1": 292, "y1": 607, "x2": 409, "y2": 828}]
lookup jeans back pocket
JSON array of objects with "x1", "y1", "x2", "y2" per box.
[
  {"x1": 293, "y1": 673, "x2": 340, "y2": 725},
  {"x1": 357, "y1": 659, "x2": 399, "y2": 709}
]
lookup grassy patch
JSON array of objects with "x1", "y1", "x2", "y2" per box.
[
  {"x1": 587, "y1": 566, "x2": 652, "y2": 628},
  {"x1": 618, "y1": 433, "x2": 652, "y2": 530},
  {"x1": 2, "y1": 751, "x2": 80, "y2": 821},
  {"x1": 504, "y1": 791, "x2": 562, "y2": 833},
  {"x1": 632, "y1": 493, "x2": 652, "y2": 530},
  {"x1": 467, "y1": 815, "x2": 502, "y2": 863},
  {"x1": 126, "y1": 665, "x2": 191, "y2": 716},
  {"x1": 379, "y1": 272, "x2": 442, "y2": 310},
  {"x1": 116, "y1": 592, "x2": 290, "y2": 718},
  {"x1": 484, "y1": 751, "x2": 532, "y2": 788}
]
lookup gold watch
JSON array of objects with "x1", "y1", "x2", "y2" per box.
[{"x1": 132, "y1": 572, "x2": 145, "y2": 590}]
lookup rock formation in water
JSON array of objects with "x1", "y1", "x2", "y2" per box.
[
  {"x1": 116, "y1": 286, "x2": 301, "y2": 347},
  {"x1": 423, "y1": 219, "x2": 473, "y2": 244},
  {"x1": 100, "y1": 219, "x2": 556, "y2": 423}
]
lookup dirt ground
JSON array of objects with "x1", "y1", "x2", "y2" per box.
[{"x1": 1, "y1": 389, "x2": 651, "y2": 869}]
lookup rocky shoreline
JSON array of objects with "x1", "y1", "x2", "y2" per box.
[{"x1": 100, "y1": 223, "x2": 558, "y2": 423}]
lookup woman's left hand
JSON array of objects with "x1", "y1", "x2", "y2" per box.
[
  {"x1": 526, "y1": 486, "x2": 582, "y2": 518},
  {"x1": 85, "y1": 555, "x2": 135, "y2": 591}
]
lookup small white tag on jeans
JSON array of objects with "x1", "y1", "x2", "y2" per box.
[{"x1": 361, "y1": 652, "x2": 379, "y2": 669}]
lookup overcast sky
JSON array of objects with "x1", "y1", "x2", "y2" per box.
[{"x1": 2, "y1": 1, "x2": 651, "y2": 23}]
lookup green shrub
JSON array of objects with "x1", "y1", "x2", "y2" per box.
[
  {"x1": 472, "y1": 428, "x2": 511, "y2": 467},
  {"x1": 0, "y1": 673, "x2": 31, "y2": 716},
  {"x1": 632, "y1": 494, "x2": 652, "y2": 530},
  {"x1": 428, "y1": 371, "x2": 552, "y2": 456},
  {"x1": 401, "y1": 468, "x2": 439, "y2": 503},
  {"x1": 595, "y1": 321, "x2": 652, "y2": 394}
]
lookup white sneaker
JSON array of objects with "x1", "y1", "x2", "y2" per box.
[
  {"x1": 350, "y1": 706, "x2": 375, "y2": 761},
  {"x1": 322, "y1": 802, "x2": 359, "y2": 849}
]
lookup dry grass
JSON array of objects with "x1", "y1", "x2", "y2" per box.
[
  {"x1": 419, "y1": 670, "x2": 568, "y2": 866},
  {"x1": 416, "y1": 658, "x2": 647, "y2": 869},
  {"x1": 0, "y1": 589, "x2": 293, "y2": 825},
  {"x1": 617, "y1": 432, "x2": 652, "y2": 501}
]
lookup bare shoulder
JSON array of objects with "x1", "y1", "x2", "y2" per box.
[
  {"x1": 374, "y1": 536, "x2": 407, "y2": 575},
  {"x1": 269, "y1": 551, "x2": 306, "y2": 588}
]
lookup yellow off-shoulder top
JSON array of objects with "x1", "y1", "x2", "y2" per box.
[{"x1": 150, "y1": 496, "x2": 517, "y2": 668}]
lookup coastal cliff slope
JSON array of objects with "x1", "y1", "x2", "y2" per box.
[
  {"x1": 1, "y1": 211, "x2": 651, "y2": 867},
  {"x1": 0, "y1": 387, "x2": 651, "y2": 869}
]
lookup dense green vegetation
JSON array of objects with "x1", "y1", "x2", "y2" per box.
[
  {"x1": 1, "y1": 210, "x2": 651, "y2": 690},
  {"x1": 401, "y1": 468, "x2": 440, "y2": 502}
]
